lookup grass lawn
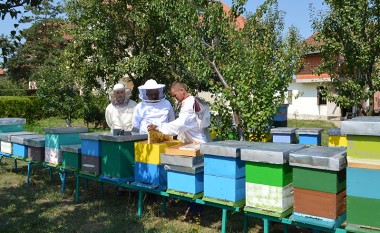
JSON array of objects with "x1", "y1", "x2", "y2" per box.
[
  {"x1": 0, "y1": 117, "x2": 336, "y2": 232},
  {"x1": 288, "y1": 119, "x2": 337, "y2": 146}
]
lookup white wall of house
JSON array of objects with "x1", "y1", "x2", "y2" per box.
[{"x1": 287, "y1": 82, "x2": 341, "y2": 120}]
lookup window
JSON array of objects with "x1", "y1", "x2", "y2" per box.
[{"x1": 317, "y1": 86, "x2": 327, "y2": 105}]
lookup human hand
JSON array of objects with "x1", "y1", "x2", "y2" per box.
[{"x1": 147, "y1": 124, "x2": 157, "y2": 132}]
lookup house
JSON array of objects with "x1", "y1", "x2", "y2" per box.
[{"x1": 286, "y1": 33, "x2": 344, "y2": 120}]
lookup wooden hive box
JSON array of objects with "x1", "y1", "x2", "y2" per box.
[
  {"x1": 164, "y1": 143, "x2": 201, "y2": 157},
  {"x1": 294, "y1": 188, "x2": 346, "y2": 219}
]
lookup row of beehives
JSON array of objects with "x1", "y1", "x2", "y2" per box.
[{"x1": 1, "y1": 117, "x2": 379, "y2": 231}]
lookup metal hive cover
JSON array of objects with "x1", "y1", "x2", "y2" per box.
[
  {"x1": 0, "y1": 118, "x2": 26, "y2": 125},
  {"x1": 0, "y1": 132, "x2": 36, "y2": 142},
  {"x1": 270, "y1": 127, "x2": 298, "y2": 134},
  {"x1": 160, "y1": 153, "x2": 203, "y2": 167},
  {"x1": 164, "y1": 164, "x2": 204, "y2": 174},
  {"x1": 61, "y1": 144, "x2": 81, "y2": 153},
  {"x1": 289, "y1": 146, "x2": 347, "y2": 171},
  {"x1": 327, "y1": 128, "x2": 345, "y2": 136},
  {"x1": 23, "y1": 137, "x2": 45, "y2": 147},
  {"x1": 200, "y1": 140, "x2": 255, "y2": 158},
  {"x1": 10, "y1": 134, "x2": 44, "y2": 144},
  {"x1": 98, "y1": 132, "x2": 148, "y2": 142},
  {"x1": 341, "y1": 116, "x2": 380, "y2": 136},
  {"x1": 240, "y1": 142, "x2": 306, "y2": 164},
  {"x1": 296, "y1": 128, "x2": 324, "y2": 135},
  {"x1": 43, "y1": 127, "x2": 88, "y2": 134},
  {"x1": 80, "y1": 132, "x2": 104, "y2": 140}
]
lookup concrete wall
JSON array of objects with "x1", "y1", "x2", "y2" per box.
[{"x1": 287, "y1": 82, "x2": 341, "y2": 120}]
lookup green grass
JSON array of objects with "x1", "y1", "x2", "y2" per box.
[{"x1": 288, "y1": 119, "x2": 337, "y2": 146}]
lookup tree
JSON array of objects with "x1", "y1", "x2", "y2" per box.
[
  {"x1": 312, "y1": 0, "x2": 380, "y2": 116},
  {"x1": 36, "y1": 52, "x2": 82, "y2": 127},
  {"x1": 0, "y1": 0, "x2": 43, "y2": 19},
  {"x1": 157, "y1": 0, "x2": 302, "y2": 140},
  {"x1": 64, "y1": 0, "x2": 193, "y2": 99},
  {"x1": 5, "y1": 0, "x2": 66, "y2": 84}
]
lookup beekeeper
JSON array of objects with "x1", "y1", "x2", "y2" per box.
[
  {"x1": 132, "y1": 79, "x2": 175, "y2": 134},
  {"x1": 147, "y1": 81, "x2": 210, "y2": 143},
  {"x1": 105, "y1": 83, "x2": 137, "y2": 132}
]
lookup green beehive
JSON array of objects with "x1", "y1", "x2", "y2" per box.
[
  {"x1": 246, "y1": 162, "x2": 293, "y2": 187},
  {"x1": 347, "y1": 195, "x2": 380, "y2": 229},
  {"x1": 61, "y1": 144, "x2": 81, "y2": 170},
  {"x1": 293, "y1": 167, "x2": 346, "y2": 193},
  {"x1": 99, "y1": 133, "x2": 147, "y2": 179},
  {"x1": 0, "y1": 118, "x2": 25, "y2": 133}
]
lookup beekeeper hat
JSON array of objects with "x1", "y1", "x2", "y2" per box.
[{"x1": 138, "y1": 79, "x2": 165, "y2": 90}]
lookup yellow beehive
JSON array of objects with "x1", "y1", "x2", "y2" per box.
[
  {"x1": 135, "y1": 140, "x2": 182, "y2": 164},
  {"x1": 328, "y1": 135, "x2": 347, "y2": 147}
]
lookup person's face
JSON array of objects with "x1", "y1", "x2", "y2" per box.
[
  {"x1": 170, "y1": 87, "x2": 185, "y2": 102},
  {"x1": 146, "y1": 89, "x2": 160, "y2": 101},
  {"x1": 114, "y1": 89, "x2": 126, "y2": 104}
]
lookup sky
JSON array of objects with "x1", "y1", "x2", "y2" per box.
[
  {"x1": 224, "y1": 0, "x2": 329, "y2": 39},
  {"x1": 1, "y1": 0, "x2": 328, "y2": 39}
]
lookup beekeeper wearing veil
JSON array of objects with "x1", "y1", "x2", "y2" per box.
[{"x1": 132, "y1": 79, "x2": 175, "y2": 134}]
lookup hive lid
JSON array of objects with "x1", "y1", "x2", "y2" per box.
[
  {"x1": 327, "y1": 128, "x2": 345, "y2": 136},
  {"x1": 270, "y1": 127, "x2": 297, "y2": 134},
  {"x1": 61, "y1": 144, "x2": 81, "y2": 153},
  {"x1": 160, "y1": 153, "x2": 204, "y2": 167},
  {"x1": 10, "y1": 134, "x2": 44, "y2": 145},
  {"x1": 80, "y1": 132, "x2": 105, "y2": 140},
  {"x1": 341, "y1": 116, "x2": 380, "y2": 136},
  {"x1": 0, "y1": 131, "x2": 36, "y2": 142},
  {"x1": 0, "y1": 118, "x2": 26, "y2": 125},
  {"x1": 296, "y1": 128, "x2": 324, "y2": 135},
  {"x1": 164, "y1": 164, "x2": 204, "y2": 174},
  {"x1": 289, "y1": 146, "x2": 347, "y2": 171},
  {"x1": 23, "y1": 136, "x2": 45, "y2": 147},
  {"x1": 43, "y1": 127, "x2": 88, "y2": 134},
  {"x1": 200, "y1": 140, "x2": 254, "y2": 158},
  {"x1": 241, "y1": 142, "x2": 306, "y2": 164},
  {"x1": 98, "y1": 132, "x2": 148, "y2": 142}
]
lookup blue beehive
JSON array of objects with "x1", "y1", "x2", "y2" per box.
[
  {"x1": 167, "y1": 169, "x2": 204, "y2": 194},
  {"x1": 11, "y1": 134, "x2": 44, "y2": 158},
  {"x1": 80, "y1": 133, "x2": 102, "y2": 157},
  {"x1": 204, "y1": 154, "x2": 245, "y2": 178},
  {"x1": 204, "y1": 174, "x2": 245, "y2": 202},
  {"x1": 134, "y1": 162, "x2": 167, "y2": 188},
  {"x1": 270, "y1": 127, "x2": 297, "y2": 144},
  {"x1": 296, "y1": 128, "x2": 324, "y2": 146},
  {"x1": 200, "y1": 140, "x2": 254, "y2": 203}
]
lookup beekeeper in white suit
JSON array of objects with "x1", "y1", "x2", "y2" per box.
[
  {"x1": 105, "y1": 83, "x2": 137, "y2": 132},
  {"x1": 132, "y1": 79, "x2": 175, "y2": 134},
  {"x1": 147, "y1": 81, "x2": 211, "y2": 143}
]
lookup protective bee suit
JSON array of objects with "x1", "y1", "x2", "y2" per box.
[
  {"x1": 132, "y1": 79, "x2": 175, "y2": 134},
  {"x1": 157, "y1": 95, "x2": 209, "y2": 143}
]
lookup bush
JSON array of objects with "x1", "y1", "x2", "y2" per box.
[
  {"x1": 0, "y1": 96, "x2": 46, "y2": 121},
  {"x1": 0, "y1": 89, "x2": 36, "y2": 96}
]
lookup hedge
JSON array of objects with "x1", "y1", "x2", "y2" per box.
[
  {"x1": 0, "y1": 96, "x2": 46, "y2": 120},
  {"x1": 0, "y1": 89, "x2": 37, "y2": 96}
]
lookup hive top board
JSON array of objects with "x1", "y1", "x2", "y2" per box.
[
  {"x1": 0, "y1": 118, "x2": 26, "y2": 125},
  {"x1": 289, "y1": 146, "x2": 347, "y2": 171},
  {"x1": 327, "y1": 128, "x2": 345, "y2": 136},
  {"x1": 241, "y1": 142, "x2": 306, "y2": 164},
  {"x1": 200, "y1": 140, "x2": 255, "y2": 158},
  {"x1": 61, "y1": 144, "x2": 81, "y2": 153},
  {"x1": 341, "y1": 116, "x2": 380, "y2": 136},
  {"x1": 10, "y1": 134, "x2": 44, "y2": 145},
  {"x1": 0, "y1": 131, "x2": 36, "y2": 142},
  {"x1": 97, "y1": 132, "x2": 148, "y2": 142},
  {"x1": 270, "y1": 127, "x2": 298, "y2": 134},
  {"x1": 296, "y1": 128, "x2": 324, "y2": 135},
  {"x1": 43, "y1": 127, "x2": 88, "y2": 134}
]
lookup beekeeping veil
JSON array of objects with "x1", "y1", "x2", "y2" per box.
[{"x1": 138, "y1": 79, "x2": 166, "y2": 103}]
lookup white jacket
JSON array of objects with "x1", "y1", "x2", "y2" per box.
[
  {"x1": 132, "y1": 99, "x2": 175, "y2": 134},
  {"x1": 105, "y1": 100, "x2": 137, "y2": 132},
  {"x1": 158, "y1": 96, "x2": 208, "y2": 143}
]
